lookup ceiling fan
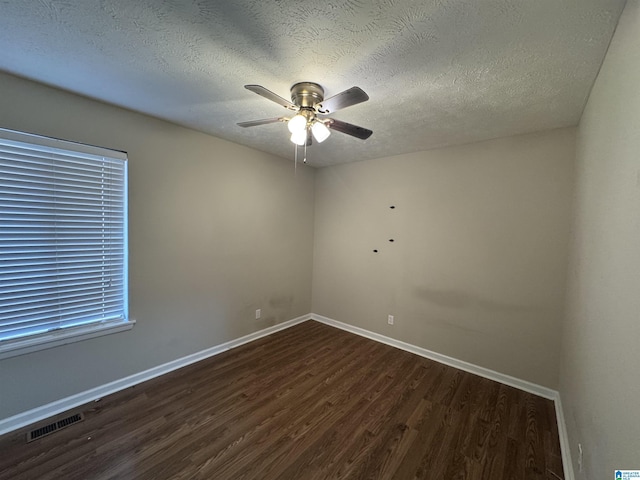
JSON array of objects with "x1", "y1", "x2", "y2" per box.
[{"x1": 237, "y1": 82, "x2": 373, "y2": 149}]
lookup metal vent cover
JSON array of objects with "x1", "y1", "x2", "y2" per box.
[{"x1": 26, "y1": 413, "x2": 85, "y2": 443}]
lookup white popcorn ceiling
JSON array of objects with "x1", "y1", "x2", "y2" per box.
[{"x1": 0, "y1": 0, "x2": 626, "y2": 167}]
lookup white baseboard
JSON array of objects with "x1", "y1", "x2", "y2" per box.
[
  {"x1": 310, "y1": 313, "x2": 574, "y2": 479},
  {"x1": 554, "y1": 393, "x2": 575, "y2": 480},
  {"x1": 0, "y1": 314, "x2": 310, "y2": 436},
  {"x1": 0, "y1": 311, "x2": 574, "y2": 480},
  {"x1": 310, "y1": 313, "x2": 557, "y2": 399}
]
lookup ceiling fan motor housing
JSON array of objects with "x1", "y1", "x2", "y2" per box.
[{"x1": 290, "y1": 82, "x2": 324, "y2": 107}]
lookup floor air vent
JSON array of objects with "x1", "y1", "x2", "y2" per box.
[{"x1": 26, "y1": 413, "x2": 85, "y2": 443}]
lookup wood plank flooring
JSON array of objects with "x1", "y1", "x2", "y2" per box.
[{"x1": 0, "y1": 321, "x2": 564, "y2": 479}]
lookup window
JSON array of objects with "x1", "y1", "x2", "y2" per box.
[{"x1": 0, "y1": 128, "x2": 131, "y2": 359}]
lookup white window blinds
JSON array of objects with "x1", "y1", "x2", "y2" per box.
[{"x1": 0, "y1": 128, "x2": 129, "y2": 350}]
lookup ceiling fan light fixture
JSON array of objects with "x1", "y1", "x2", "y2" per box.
[
  {"x1": 239, "y1": 83, "x2": 373, "y2": 158},
  {"x1": 311, "y1": 121, "x2": 330, "y2": 143},
  {"x1": 290, "y1": 129, "x2": 307, "y2": 146},
  {"x1": 287, "y1": 114, "x2": 307, "y2": 133}
]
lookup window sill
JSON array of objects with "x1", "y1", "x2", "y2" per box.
[{"x1": 0, "y1": 320, "x2": 136, "y2": 360}]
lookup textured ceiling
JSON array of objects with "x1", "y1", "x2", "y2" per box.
[{"x1": 0, "y1": 0, "x2": 626, "y2": 167}]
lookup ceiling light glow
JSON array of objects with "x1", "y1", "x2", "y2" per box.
[
  {"x1": 287, "y1": 114, "x2": 307, "y2": 133},
  {"x1": 290, "y1": 130, "x2": 307, "y2": 145},
  {"x1": 311, "y1": 121, "x2": 331, "y2": 143}
]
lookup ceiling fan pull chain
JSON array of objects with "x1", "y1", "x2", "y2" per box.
[
  {"x1": 303, "y1": 139, "x2": 307, "y2": 164},
  {"x1": 294, "y1": 144, "x2": 298, "y2": 175}
]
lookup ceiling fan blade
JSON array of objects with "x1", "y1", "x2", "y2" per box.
[
  {"x1": 244, "y1": 85, "x2": 297, "y2": 110},
  {"x1": 327, "y1": 119, "x2": 373, "y2": 140},
  {"x1": 237, "y1": 117, "x2": 286, "y2": 128},
  {"x1": 317, "y1": 87, "x2": 369, "y2": 114}
]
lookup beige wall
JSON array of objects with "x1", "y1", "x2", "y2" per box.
[
  {"x1": 560, "y1": 0, "x2": 640, "y2": 477},
  {"x1": 312, "y1": 129, "x2": 575, "y2": 388},
  {"x1": 0, "y1": 72, "x2": 315, "y2": 419}
]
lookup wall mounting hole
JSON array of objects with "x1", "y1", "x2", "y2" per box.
[
  {"x1": 389, "y1": 239, "x2": 394, "y2": 242},
  {"x1": 373, "y1": 249, "x2": 378, "y2": 253},
  {"x1": 390, "y1": 205, "x2": 396, "y2": 209}
]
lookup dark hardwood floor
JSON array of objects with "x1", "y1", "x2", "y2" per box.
[{"x1": 0, "y1": 321, "x2": 564, "y2": 479}]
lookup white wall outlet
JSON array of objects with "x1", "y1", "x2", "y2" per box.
[
  {"x1": 388, "y1": 315, "x2": 394, "y2": 325},
  {"x1": 255, "y1": 309, "x2": 261, "y2": 320}
]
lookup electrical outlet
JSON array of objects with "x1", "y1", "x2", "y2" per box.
[
  {"x1": 255, "y1": 309, "x2": 261, "y2": 320},
  {"x1": 388, "y1": 315, "x2": 394, "y2": 325}
]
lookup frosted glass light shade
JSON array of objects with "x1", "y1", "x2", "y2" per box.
[
  {"x1": 290, "y1": 130, "x2": 307, "y2": 145},
  {"x1": 311, "y1": 121, "x2": 331, "y2": 143},
  {"x1": 287, "y1": 114, "x2": 307, "y2": 133}
]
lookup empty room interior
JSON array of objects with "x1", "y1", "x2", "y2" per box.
[{"x1": 0, "y1": 1, "x2": 638, "y2": 479}]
